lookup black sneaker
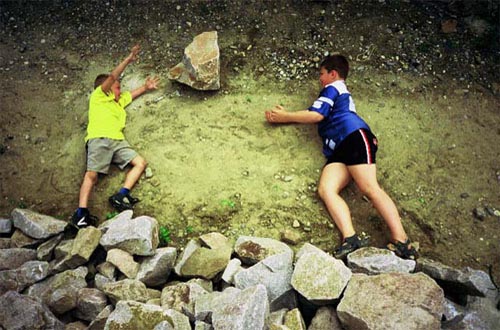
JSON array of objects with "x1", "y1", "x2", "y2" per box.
[
  {"x1": 125, "y1": 193, "x2": 140, "y2": 205},
  {"x1": 333, "y1": 234, "x2": 370, "y2": 259},
  {"x1": 109, "y1": 193, "x2": 134, "y2": 212},
  {"x1": 70, "y1": 210, "x2": 98, "y2": 228}
]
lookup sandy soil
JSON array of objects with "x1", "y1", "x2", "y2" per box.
[{"x1": 0, "y1": 0, "x2": 499, "y2": 284}]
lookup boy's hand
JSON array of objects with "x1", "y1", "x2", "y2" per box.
[
  {"x1": 145, "y1": 76, "x2": 160, "y2": 91},
  {"x1": 265, "y1": 105, "x2": 288, "y2": 123},
  {"x1": 127, "y1": 44, "x2": 141, "y2": 63}
]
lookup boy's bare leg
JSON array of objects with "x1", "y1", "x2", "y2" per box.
[
  {"x1": 123, "y1": 155, "x2": 147, "y2": 190},
  {"x1": 78, "y1": 171, "x2": 98, "y2": 208},
  {"x1": 318, "y1": 163, "x2": 355, "y2": 239},
  {"x1": 348, "y1": 164, "x2": 408, "y2": 243}
]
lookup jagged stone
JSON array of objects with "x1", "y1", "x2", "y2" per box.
[
  {"x1": 194, "y1": 320, "x2": 213, "y2": 330},
  {"x1": 87, "y1": 304, "x2": 113, "y2": 330},
  {"x1": 267, "y1": 308, "x2": 288, "y2": 327},
  {"x1": 291, "y1": 243, "x2": 351, "y2": 304},
  {"x1": 161, "y1": 281, "x2": 209, "y2": 321},
  {"x1": 280, "y1": 229, "x2": 302, "y2": 245},
  {"x1": 104, "y1": 300, "x2": 188, "y2": 330},
  {"x1": 174, "y1": 233, "x2": 232, "y2": 279},
  {"x1": 100, "y1": 215, "x2": 159, "y2": 256},
  {"x1": 75, "y1": 288, "x2": 108, "y2": 322},
  {"x1": 107, "y1": 248, "x2": 139, "y2": 279},
  {"x1": 136, "y1": 247, "x2": 177, "y2": 286},
  {"x1": 417, "y1": 258, "x2": 497, "y2": 298},
  {"x1": 99, "y1": 210, "x2": 134, "y2": 232},
  {"x1": 25, "y1": 266, "x2": 88, "y2": 314},
  {"x1": 347, "y1": 247, "x2": 416, "y2": 274},
  {"x1": 53, "y1": 239, "x2": 73, "y2": 259},
  {"x1": 0, "y1": 218, "x2": 12, "y2": 234},
  {"x1": 102, "y1": 278, "x2": 156, "y2": 304},
  {"x1": 68, "y1": 226, "x2": 102, "y2": 266},
  {"x1": 194, "y1": 287, "x2": 241, "y2": 323},
  {"x1": 36, "y1": 233, "x2": 63, "y2": 261},
  {"x1": 0, "y1": 247, "x2": 37, "y2": 270},
  {"x1": 211, "y1": 284, "x2": 269, "y2": 330},
  {"x1": 234, "y1": 252, "x2": 294, "y2": 311},
  {"x1": 10, "y1": 228, "x2": 43, "y2": 248},
  {"x1": 0, "y1": 291, "x2": 64, "y2": 330},
  {"x1": 0, "y1": 260, "x2": 50, "y2": 294},
  {"x1": 97, "y1": 261, "x2": 117, "y2": 279},
  {"x1": 11, "y1": 208, "x2": 67, "y2": 239},
  {"x1": 447, "y1": 295, "x2": 500, "y2": 330},
  {"x1": 308, "y1": 306, "x2": 343, "y2": 330},
  {"x1": 95, "y1": 273, "x2": 115, "y2": 291},
  {"x1": 168, "y1": 31, "x2": 220, "y2": 91},
  {"x1": 337, "y1": 273, "x2": 444, "y2": 330},
  {"x1": 222, "y1": 258, "x2": 243, "y2": 285},
  {"x1": 235, "y1": 236, "x2": 293, "y2": 265},
  {"x1": 0, "y1": 237, "x2": 10, "y2": 249},
  {"x1": 284, "y1": 308, "x2": 306, "y2": 330}
]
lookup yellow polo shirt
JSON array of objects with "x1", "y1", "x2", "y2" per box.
[{"x1": 85, "y1": 86, "x2": 132, "y2": 142}]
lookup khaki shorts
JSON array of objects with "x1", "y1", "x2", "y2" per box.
[{"x1": 86, "y1": 138, "x2": 138, "y2": 174}]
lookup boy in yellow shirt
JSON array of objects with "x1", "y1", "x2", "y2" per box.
[{"x1": 71, "y1": 45, "x2": 159, "y2": 228}]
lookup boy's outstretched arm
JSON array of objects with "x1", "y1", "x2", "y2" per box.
[
  {"x1": 101, "y1": 45, "x2": 141, "y2": 93},
  {"x1": 265, "y1": 105, "x2": 323, "y2": 124},
  {"x1": 131, "y1": 76, "x2": 160, "y2": 100}
]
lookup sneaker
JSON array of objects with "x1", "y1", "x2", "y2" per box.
[
  {"x1": 387, "y1": 239, "x2": 418, "y2": 260},
  {"x1": 125, "y1": 193, "x2": 140, "y2": 205},
  {"x1": 333, "y1": 234, "x2": 370, "y2": 259},
  {"x1": 109, "y1": 193, "x2": 134, "y2": 212},
  {"x1": 70, "y1": 210, "x2": 98, "y2": 228}
]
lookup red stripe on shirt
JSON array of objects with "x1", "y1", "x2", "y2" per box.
[{"x1": 359, "y1": 129, "x2": 372, "y2": 164}]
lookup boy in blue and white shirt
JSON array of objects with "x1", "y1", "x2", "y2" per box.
[{"x1": 265, "y1": 55, "x2": 417, "y2": 260}]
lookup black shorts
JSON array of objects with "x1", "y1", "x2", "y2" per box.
[{"x1": 325, "y1": 129, "x2": 378, "y2": 166}]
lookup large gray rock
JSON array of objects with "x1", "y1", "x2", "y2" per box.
[
  {"x1": 417, "y1": 258, "x2": 497, "y2": 298},
  {"x1": 161, "y1": 281, "x2": 209, "y2": 321},
  {"x1": 11, "y1": 208, "x2": 67, "y2": 239},
  {"x1": 211, "y1": 284, "x2": 269, "y2": 330},
  {"x1": 102, "y1": 279, "x2": 159, "y2": 304},
  {"x1": 100, "y1": 215, "x2": 159, "y2": 256},
  {"x1": 75, "y1": 288, "x2": 108, "y2": 322},
  {"x1": 25, "y1": 266, "x2": 88, "y2": 314},
  {"x1": 347, "y1": 247, "x2": 416, "y2": 274},
  {"x1": 52, "y1": 226, "x2": 102, "y2": 272},
  {"x1": 168, "y1": 31, "x2": 220, "y2": 91},
  {"x1": 0, "y1": 260, "x2": 50, "y2": 294},
  {"x1": 194, "y1": 287, "x2": 241, "y2": 323},
  {"x1": 235, "y1": 236, "x2": 293, "y2": 265},
  {"x1": 337, "y1": 273, "x2": 444, "y2": 330},
  {"x1": 36, "y1": 233, "x2": 63, "y2": 261},
  {"x1": 234, "y1": 252, "x2": 294, "y2": 311},
  {"x1": 291, "y1": 243, "x2": 351, "y2": 305},
  {"x1": 444, "y1": 295, "x2": 500, "y2": 330},
  {"x1": 0, "y1": 291, "x2": 64, "y2": 330},
  {"x1": 104, "y1": 300, "x2": 189, "y2": 330},
  {"x1": 174, "y1": 233, "x2": 232, "y2": 279},
  {"x1": 136, "y1": 247, "x2": 177, "y2": 286},
  {"x1": 0, "y1": 247, "x2": 37, "y2": 270},
  {"x1": 87, "y1": 304, "x2": 114, "y2": 330},
  {"x1": 0, "y1": 218, "x2": 12, "y2": 234},
  {"x1": 107, "y1": 248, "x2": 139, "y2": 279}
]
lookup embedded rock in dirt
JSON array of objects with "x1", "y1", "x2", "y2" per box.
[{"x1": 168, "y1": 31, "x2": 220, "y2": 91}]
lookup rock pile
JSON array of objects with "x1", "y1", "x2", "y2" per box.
[{"x1": 0, "y1": 208, "x2": 499, "y2": 330}]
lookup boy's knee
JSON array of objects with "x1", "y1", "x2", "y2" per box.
[
  {"x1": 134, "y1": 156, "x2": 147, "y2": 170},
  {"x1": 85, "y1": 171, "x2": 98, "y2": 184},
  {"x1": 317, "y1": 183, "x2": 330, "y2": 200}
]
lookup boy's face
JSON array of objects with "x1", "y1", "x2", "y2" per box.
[
  {"x1": 319, "y1": 67, "x2": 336, "y2": 87},
  {"x1": 111, "y1": 81, "x2": 121, "y2": 101}
]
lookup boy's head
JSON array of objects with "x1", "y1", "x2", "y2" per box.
[
  {"x1": 94, "y1": 74, "x2": 109, "y2": 89},
  {"x1": 320, "y1": 55, "x2": 349, "y2": 80}
]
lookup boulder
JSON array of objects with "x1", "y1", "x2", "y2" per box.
[
  {"x1": 174, "y1": 233, "x2": 232, "y2": 279},
  {"x1": 136, "y1": 247, "x2": 177, "y2": 286},
  {"x1": 168, "y1": 31, "x2": 220, "y2": 91},
  {"x1": 235, "y1": 236, "x2": 293, "y2": 265},
  {"x1": 234, "y1": 252, "x2": 294, "y2": 311},
  {"x1": 0, "y1": 291, "x2": 64, "y2": 330},
  {"x1": 291, "y1": 243, "x2": 351, "y2": 304},
  {"x1": 337, "y1": 272, "x2": 444, "y2": 330},
  {"x1": 347, "y1": 247, "x2": 416, "y2": 274},
  {"x1": 0, "y1": 247, "x2": 37, "y2": 270},
  {"x1": 11, "y1": 208, "x2": 67, "y2": 239},
  {"x1": 25, "y1": 266, "x2": 88, "y2": 314},
  {"x1": 100, "y1": 215, "x2": 159, "y2": 256}
]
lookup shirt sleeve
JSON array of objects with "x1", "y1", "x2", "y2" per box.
[
  {"x1": 118, "y1": 91, "x2": 133, "y2": 108},
  {"x1": 308, "y1": 86, "x2": 338, "y2": 117}
]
